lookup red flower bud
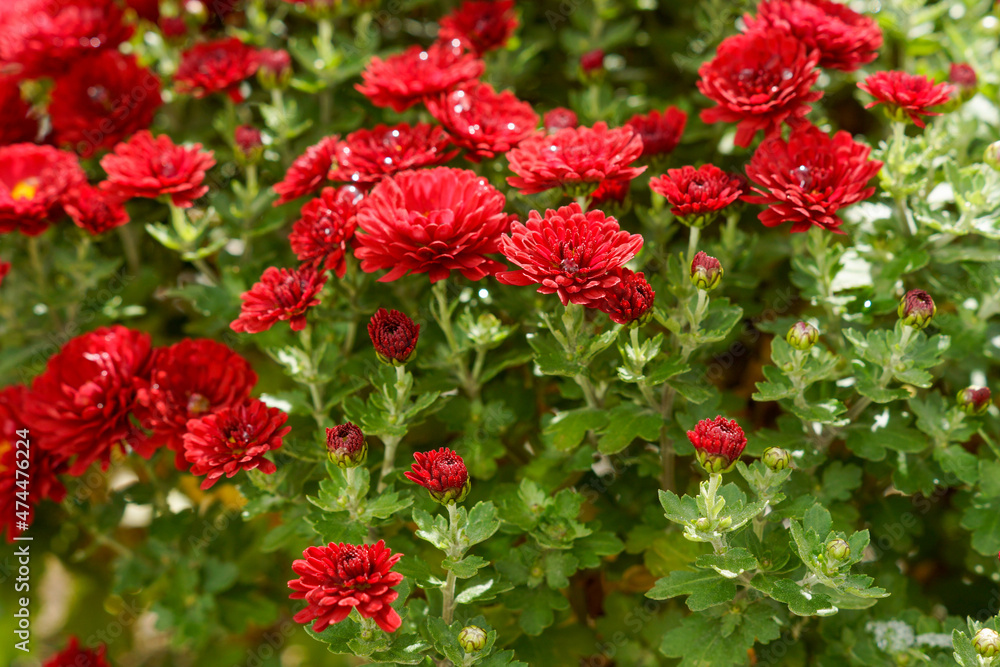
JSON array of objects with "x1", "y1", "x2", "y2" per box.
[
  {"x1": 690, "y1": 251, "x2": 723, "y2": 291},
  {"x1": 687, "y1": 416, "x2": 747, "y2": 474},
  {"x1": 580, "y1": 49, "x2": 604, "y2": 73},
  {"x1": 957, "y1": 387, "x2": 991, "y2": 416},
  {"x1": 234, "y1": 124, "x2": 263, "y2": 164},
  {"x1": 544, "y1": 107, "x2": 578, "y2": 132},
  {"x1": 405, "y1": 447, "x2": 471, "y2": 504},
  {"x1": 326, "y1": 422, "x2": 368, "y2": 468},
  {"x1": 598, "y1": 267, "x2": 655, "y2": 327},
  {"x1": 367, "y1": 308, "x2": 420, "y2": 366},
  {"x1": 949, "y1": 63, "x2": 977, "y2": 91},
  {"x1": 257, "y1": 48, "x2": 292, "y2": 90},
  {"x1": 897, "y1": 289, "x2": 936, "y2": 329}
]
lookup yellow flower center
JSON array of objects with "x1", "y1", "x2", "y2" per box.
[{"x1": 11, "y1": 178, "x2": 39, "y2": 201}]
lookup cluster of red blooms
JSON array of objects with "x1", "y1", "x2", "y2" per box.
[{"x1": 1, "y1": 327, "x2": 286, "y2": 541}]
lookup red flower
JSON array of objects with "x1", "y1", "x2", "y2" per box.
[
  {"x1": 544, "y1": 107, "x2": 578, "y2": 132},
  {"x1": 289, "y1": 186, "x2": 361, "y2": 277},
  {"x1": 42, "y1": 637, "x2": 110, "y2": 667},
  {"x1": 99, "y1": 131, "x2": 216, "y2": 208},
  {"x1": 368, "y1": 308, "x2": 420, "y2": 366},
  {"x1": 649, "y1": 164, "x2": 744, "y2": 227},
  {"x1": 598, "y1": 267, "x2": 655, "y2": 327},
  {"x1": 355, "y1": 42, "x2": 485, "y2": 113},
  {"x1": 328, "y1": 124, "x2": 457, "y2": 187},
  {"x1": 0, "y1": 74, "x2": 38, "y2": 146},
  {"x1": 234, "y1": 124, "x2": 264, "y2": 161},
  {"x1": 744, "y1": 124, "x2": 882, "y2": 233},
  {"x1": 426, "y1": 81, "x2": 539, "y2": 161},
  {"x1": 438, "y1": 0, "x2": 518, "y2": 56},
  {"x1": 687, "y1": 415, "x2": 747, "y2": 474},
  {"x1": 690, "y1": 251, "x2": 724, "y2": 291},
  {"x1": 62, "y1": 185, "x2": 130, "y2": 235},
  {"x1": 580, "y1": 49, "x2": 605, "y2": 73},
  {"x1": 289, "y1": 540, "x2": 404, "y2": 634},
  {"x1": 134, "y1": 339, "x2": 258, "y2": 461},
  {"x1": 743, "y1": 0, "x2": 882, "y2": 72},
  {"x1": 626, "y1": 107, "x2": 688, "y2": 158},
  {"x1": 0, "y1": 260, "x2": 9, "y2": 287},
  {"x1": 950, "y1": 63, "x2": 977, "y2": 90},
  {"x1": 858, "y1": 71, "x2": 954, "y2": 128},
  {"x1": 898, "y1": 289, "x2": 936, "y2": 330},
  {"x1": 126, "y1": 0, "x2": 160, "y2": 22},
  {"x1": 49, "y1": 51, "x2": 163, "y2": 157},
  {"x1": 405, "y1": 447, "x2": 471, "y2": 504},
  {"x1": 590, "y1": 178, "x2": 630, "y2": 207},
  {"x1": 506, "y1": 123, "x2": 646, "y2": 195},
  {"x1": 174, "y1": 37, "x2": 260, "y2": 102},
  {"x1": 698, "y1": 28, "x2": 822, "y2": 148},
  {"x1": 496, "y1": 202, "x2": 644, "y2": 306},
  {"x1": 354, "y1": 167, "x2": 511, "y2": 282},
  {"x1": 183, "y1": 399, "x2": 289, "y2": 489},
  {"x1": 1, "y1": 386, "x2": 67, "y2": 542},
  {"x1": 25, "y1": 326, "x2": 152, "y2": 475},
  {"x1": 0, "y1": 144, "x2": 87, "y2": 236},
  {"x1": 273, "y1": 135, "x2": 339, "y2": 205},
  {"x1": 0, "y1": 0, "x2": 133, "y2": 79},
  {"x1": 230, "y1": 266, "x2": 327, "y2": 333}
]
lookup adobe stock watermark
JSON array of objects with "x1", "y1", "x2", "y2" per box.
[{"x1": 10, "y1": 426, "x2": 33, "y2": 653}]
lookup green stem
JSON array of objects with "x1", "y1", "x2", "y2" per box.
[
  {"x1": 317, "y1": 18, "x2": 335, "y2": 125},
  {"x1": 301, "y1": 326, "x2": 327, "y2": 429},
  {"x1": 376, "y1": 365, "x2": 411, "y2": 492},
  {"x1": 687, "y1": 225, "x2": 701, "y2": 267},
  {"x1": 442, "y1": 503, "x2": 460, "y2": 624},
  {"x1": 432, "y1": 281, "x2": 477, "y2": 397}
]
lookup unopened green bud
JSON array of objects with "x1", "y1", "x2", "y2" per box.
[
  {"x1": 825, "y1": 538, "x2": 851, "y2": 561},
  {"x1": 458, "y1": 625, "x2": 488, "y2": 653},
  {"x1": 974, "y1": 628, "x2": 1000, "y2": 658},
  {"x1": 762, "y1": 447, "x2": 791, "y2": 472},
  {"x1": 715, "y1": 516, "x2": 732, "y2": 531},
  {"x1": 986, "y1": 142, "x2": 1000, "y2": 172},
  {"x1": 786, "y1": 322, "x2": 819, "y2": 351},
  {"x1": 694, "y1": 517, "x2": 712, "y2": 532}
]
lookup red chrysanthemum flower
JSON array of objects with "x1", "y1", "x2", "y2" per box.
[
  {"x1": 405, "y1": 447, "x2": 471, "y2": 504},
  {"x1": 42, "y1": 637, "x2": 111, "y2": 667},
  {"x1": 62, "y1": 185, "x2": 131, "y2": 235},
  {"x1": 273, "y1": 135, "x2": 339, "y2": 205},
  {"x1": 289, "y1": 186, "x2": 362, "y2": 278},
  {"x1": 354, "y1": 167, "x2": 511, "y2": 283},
  {"x1": 174, "y1": 37, "x2": 261, "y2": 102},
  {"x1": 690, "y1": 251, "x2": 724, "y2": 291},
  {"x1": 99, "y1": 130, "x2": 216, "y2": 208},
  {"x1": 0, "y1": 74, "x2": 38, "y2": 146},
  {"x1": 858, "y1": 70, "x2": 954, "y2": 128},
  {"x1": 649, "y1": 164, "x2": 744, "y2": 227},
  {"x1": 49, "y1": 51, "x2": 163, "y2": 157},
  {"x1": 496, "y1": 203, "x2": 644, "y2": 306},
  {"x1": 325, "y1": 422, "x2": 368, "y2": 468},
  {"x1": 438, "y1": 0, "x2": 518, "y2": 56},
  {"x1": 25, "y1": 326, "x2": 152, "y2": 475},
  {"x1": 626, "y1": 106, "x2": 688, "y2": 158},
  {"x1": 698, "y1": 28, "x2": 822, "y2": 148},
  {"x1": 0, "y1": 260, "x2": 9, "y2": 287},
  {"x1": 590, "y1": 178, "x2": 630, "y2": 207},
  {"x1": 506, "y1": 123, "x2": 646, "y2": 195},
  {"x1": 597, "y1": 267, "x2": 655, "y2": 327},
  {"x1": 743, "y1": 0, "x2": 882, "y2": 72},
  {"x1": 134, "y1": 339, "x2": 258, "y2": 462},
  {"x1": 426, "y1": 81, "x2": 539, "y2": 161},
  {"x1": 289, "y1": 540, "x2": 404, "y2": 634},
  {"x1": 0, "y1": 143, "x2": 87, "y2": 236},
  {"x1": 950, "y1": 63, "x2": 977, "y2": 90},
  {"x1": 183, "y1": 399, "x2": 289, "y2": 489},
  {"x1": 744, "y1": 124, "x2": 882, "y2": 233},
  {"x1": 367, "y1": 308, "x2": 420, "y2": 366},
  {"x1": 234, "y1": 124, "x2": 263, "y2": 162},
  {"x1": 544, "y1": 107, "x2": 578, "y2": 132},
  {"x1": 230, "y1": 266, "x2": 327, "y2": 333},
  {"x1": 1, "y1": 386, "x2": 67, "y2": 542},
  {"x1": 0, "y1": 0, "x2": 133, "y2": 79},
  {"x1": 257, "y1": 47, "x2": 293, "y2": 89},
  {"x1": 355, "y1": 42, "x2": 485, "y2": 113},
  {"x1": 328, "y1": 124, "x2": 457, "y2": 187},
  {"x1": 687, "y1": 415, "x2": 747, "y2": 474},
  {"x1": 898, "y1": 288, "x2": 936, "y2": 329}
]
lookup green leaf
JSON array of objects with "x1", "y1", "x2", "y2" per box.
[
  {"x1": 695, "y1": 548, "x2": 758, "y2": 578},
  {"x1": 961, "y1": 494, "x2": 1000, "y2": 556},
  {"x1": 427, "y1": 617, "x2": 466, "y2": 666},
  {"x1": 753, "y1": 576, "x2": 834, "y2": 616},
  {"x1": 442, "y1": 555, "x2": 490, "y2": 579},
  {"x1": 362, "y1": 490, "x2": 413, "y2": 521},
  {"x1": 644, "y1": 356, "x2": 690, "y2": 385},
  {"x1": 646, "y1": 570, "x2": 736, "y2": 611},
  {"x1": 466, "y1": 501, "x2": 501, "y2": 546},
  {"x1": 934, "y1": 445, "x2": 978, "y2": 486},
  {"x1": 413, "y1": 508, "x2": 450, "y2": 550},
  {"x1": 455, "y1": 577, "x2": 508, "y2": 604},
  {"x1": 597, "y1": 403, "x2": 662, "y2": 454},
  {"x1": 659, "y1": 489, "x2": 700, "y2": 524},
  {"x1": 542, "y1": 407, "x2": 608, "y2": 452}
]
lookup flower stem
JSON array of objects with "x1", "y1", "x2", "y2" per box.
[
  {"x1": 432, "y1": 281, "x2": 477, "y2": 397},
  {"x1": 687, "y1": 225, "x2": 701, "y2": 267},
  {"x1": 376, "y1": 364, "x2": 410, "y2": 492},
  {"x1": 442, "y1": 503, "x2": 460, "y2": 624}
]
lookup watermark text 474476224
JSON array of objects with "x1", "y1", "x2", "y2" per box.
[{"x1": 11, "y1": 427, "x2": 32, "y2": 653}]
